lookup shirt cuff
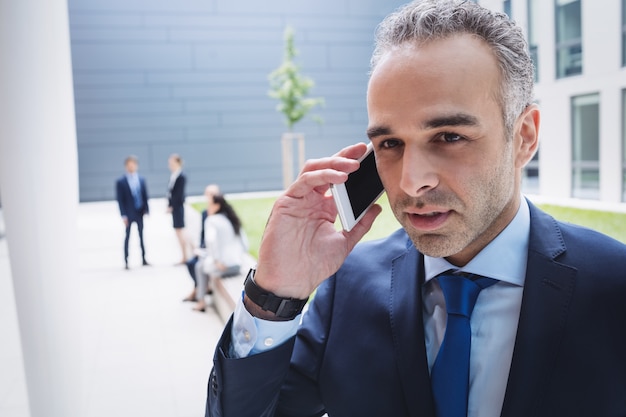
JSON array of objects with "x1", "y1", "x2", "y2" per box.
[{"x1": 230, "y1": 291, "x2": 301, "y2": 358}]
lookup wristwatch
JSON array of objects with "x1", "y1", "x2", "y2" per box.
[{"x1": 243, "y1": 268, "x2": 309, "y2": 320}]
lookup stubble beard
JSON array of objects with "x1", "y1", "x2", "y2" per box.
[
  {"x1": 391, "y1": 191, "x2": 472, "y2": 258},
  {"x1": 392, "y1": 152, "x2": 516, "y2": 260}
]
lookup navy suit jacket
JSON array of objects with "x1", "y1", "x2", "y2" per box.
[
  {"x1": 206, "y1": 201, "x2": 626, "y2": 417},
  {"x1": 116, "y1": 175, "x2": 149, "y2": 222}
]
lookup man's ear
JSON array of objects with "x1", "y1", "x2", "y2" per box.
[{"x1": 514, "y1": 104, "x2": 540, "y2": 168}]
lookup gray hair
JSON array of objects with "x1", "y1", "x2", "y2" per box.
[{"x1": 371, "y1": 0, "x2": 534, "y2": 137}]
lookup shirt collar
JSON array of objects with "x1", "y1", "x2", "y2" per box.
[{"x1": 424, "y1": 196, "x2": 530, "y2": 287}]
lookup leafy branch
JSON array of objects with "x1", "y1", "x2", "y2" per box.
[{"x1": 268, "y1": 26, "x2": 324, "y2": 131}]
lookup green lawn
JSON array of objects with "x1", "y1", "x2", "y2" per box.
[
  {"x1": 536, "y1": 204, "x2": 626, "y2": 243},
  {"x1": 194, "y1": 195, "x2": 626, "y2": 258}
]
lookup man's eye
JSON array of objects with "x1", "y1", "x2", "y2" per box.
[
  {"x1": 442, "y1": 133, "x2": 463, "y2": 143},
  {"x1": 380, "y1": 139, "x2": 401, "y2": 149}
]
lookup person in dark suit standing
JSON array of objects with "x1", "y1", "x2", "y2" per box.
[
  {"x1": 204, "y1": 1, "x2": 626, "y2": 416},
  {"x1": 116, "y1": 155, "x2": 149, "y2": 270},
  {"x1": 167, "y1": 153, "x2": 189, "y2": 264}
]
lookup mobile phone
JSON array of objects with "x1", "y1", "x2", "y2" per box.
[{"x1": 330, "y1": 143, "x2": 385, "y2": 231}]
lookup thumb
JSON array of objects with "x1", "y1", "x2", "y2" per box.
[{"x1": 343, "y1": 204, "x2": 383, "y2": 249}]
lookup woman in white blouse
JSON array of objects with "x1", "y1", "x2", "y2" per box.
[{"x1": 193, "y1": 194, "x2": 247, "y2": 312}]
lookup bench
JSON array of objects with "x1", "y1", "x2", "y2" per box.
[{"x1": 212, "y1": 253, "x2": 256, "y2": 323}]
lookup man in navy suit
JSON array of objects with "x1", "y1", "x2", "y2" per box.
[
  {"x1": 116, "y1": 155, "x2": 149, "y2": 269},
  {"x1": 205, "y1": 1, "x2": 626, "y2": 416}
]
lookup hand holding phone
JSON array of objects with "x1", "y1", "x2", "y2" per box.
[
  {"x1": 249, "y1": 143, "x2": 383, "y2": 311},
  {"x1": 331, "y1": 143, "x2": 385, "y2": 231}
]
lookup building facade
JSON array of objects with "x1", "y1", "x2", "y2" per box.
[
  {"x1": 69, "y1": 0, "x2": 407, "y2": 201},
  {"x1": 70, "y1": 0, "x2": 626, "y2": 203},
  {"x1": 483, "y1": 0, "x2": 626, "y2": 203}
]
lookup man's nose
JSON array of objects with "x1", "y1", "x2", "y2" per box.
[{"x1": 399, "y1": 148, "x2": 439, "y2": 197}]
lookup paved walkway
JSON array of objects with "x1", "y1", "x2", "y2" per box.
[
  {"x1": 0, "y1": 198, "x2": 226, "y2": 417},
  {"x1": 1, "y1": 192, "x2": 624, "y2": 417}
]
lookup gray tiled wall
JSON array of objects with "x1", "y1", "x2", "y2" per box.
[{"x1": 69, "y1": 0, "x2": 406, "y2": 201}]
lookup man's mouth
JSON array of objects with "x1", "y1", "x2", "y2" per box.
[
  {"x1": 418, "y1": 211, "x2": 443, "y2": 217},
  {"x1": 406, "y1": 210, "x2": 451, "y2": 231}
]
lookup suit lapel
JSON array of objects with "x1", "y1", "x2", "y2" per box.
[
  {"x1": 500, "y1": 204, "x2": 577, "y2": 417},
  {"x1": 123, "y1": 176, "x2": 132, "y2": 194},
  {"x1": 389, "y1": 236, "x2": 436, "y2": 417}
]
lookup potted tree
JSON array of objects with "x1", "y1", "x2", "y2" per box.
[{"x1": 268, "y1": 25, "x2": 324, "y2": 189}]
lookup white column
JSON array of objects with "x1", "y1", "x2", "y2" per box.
[{"x1": 0, "y1": 1, "x2": 81, "y2": 417}]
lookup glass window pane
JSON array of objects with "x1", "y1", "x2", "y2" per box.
[
  {"x1": 623, "y1": 30, "x2": 626, "y2": 68},
  {"x1": 503, "y1": 0, "x2": 512, "y2": 18},
  {"x1": 528, "y1": 0, "x2": 539, "y2": 82},
  {"x1": 555, "y1": 0, "x2": 582, "y2": 78},
  {"x1": 623, "y1": 0, "x2": 626, "y2": 66},
  {"x1": 571, "y1": 94, "x2": 600, "y2": 199},
  {"x1": 522, "y1": 149, "x2": 540, "y2": 195}
]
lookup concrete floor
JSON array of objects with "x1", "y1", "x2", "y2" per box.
[{"x1": 0, "y1": 198, "x2": 226, "y2": 417}]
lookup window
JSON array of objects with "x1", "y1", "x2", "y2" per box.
[
  {"x1": 503, "y1": 0, "x2": 512, "y2": 18},
  {"x1": 622, "y1": 0, "x2": 626, "y2": 66},
  {"x1": 555, "y1": 0, "x2": 582, "y2": 78},
  {"x1": 522, "y1": 150, "x2": 540, "y2": 195},
  {"x1": 571, "y1": 94, "x2": 600, "y2": 200},
  {"x1": 528, "y1": 0, "x2": 539, "y2": 82}
]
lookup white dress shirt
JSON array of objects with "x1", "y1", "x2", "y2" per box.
[
  {"x1": 167, "y1": 169, "x2": 181, "y2": 201},
  {"x1": 126, "y1": 172, "x2": 140, "y2": 194},
  {"x1": 231, "y1": 198, "x2": 530, "y2": 417},
  {"x1": 423, "y1": 198, "x2": 529, "y2": 417},
  {"x1": 125, "y1": 172, "x2": 142, "y2": 209}
]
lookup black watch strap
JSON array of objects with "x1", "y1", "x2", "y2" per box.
[{"x1": 243, "y1": 268, "x2": 308, "y2": 320}]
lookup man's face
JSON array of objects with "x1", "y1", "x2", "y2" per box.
[
  {"x1": 125, "y1": 160, "x2": 138, "y2": 174},
  {"x1": 367, "y1": 35, "x2": 533, "y2": 266}
]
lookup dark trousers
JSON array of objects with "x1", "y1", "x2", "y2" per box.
[
  {"x1": 186, "y1": 256, "x2": 199, "y2": 285},
  {"x1": 124, "y1": 217, "x2": 146, "y2": 263}
]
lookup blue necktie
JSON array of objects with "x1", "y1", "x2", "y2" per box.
[{"x1": 430, "y1": 274, "x2": 497, "y2": 417}]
